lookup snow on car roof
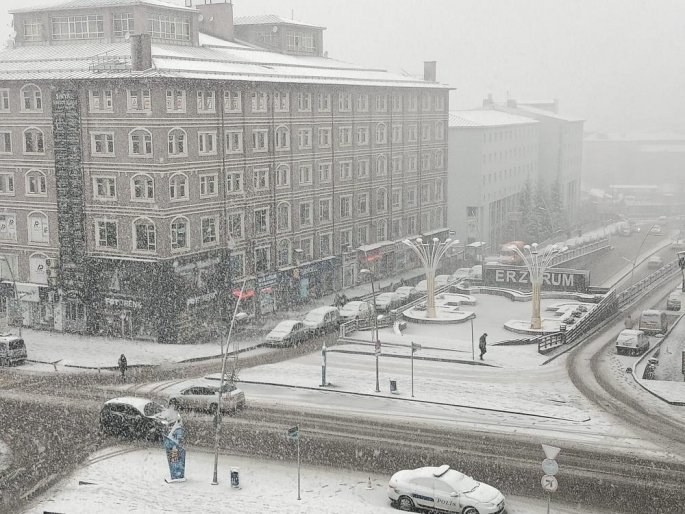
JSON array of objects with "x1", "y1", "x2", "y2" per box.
[
  {"x1": 307, "y1": 306, "x2": 338, "y2": 315},
  {"x1": 105, "y1": 396, "x2": 155, "y2": 412},
  {"x1": 273, "y1": 320, "x2": 301, "y2": 329}
]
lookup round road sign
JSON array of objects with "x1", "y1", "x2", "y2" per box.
[
  {"x1": 541, "y1": 475, "x2": 558, "y2": 493},
  {"x1": 542, "y1": 458, "x2": 559, "y2": 476}
]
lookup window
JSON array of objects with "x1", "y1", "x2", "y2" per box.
[
  {"x1": 274, "y1": 92, "x2": 290, "y2": 112},
  {"x1": 339, "y1": 161, "x2": 352, "y2": 180},
  {"x1": 251, "y1": 92, "x2": 267, "y2": 112},
  {"x1": 392, "y1": 188, "x2": 402, "y2": 209},
  {"x1": 277, "y1": 202, "x2": 291, "y2": 231},
  {"x1": 408, "y1": 94, "x2": 418, "y2": 112},
  {"x1": 273, "y1": 126, "x2": 290, "y2": 151},
  {"x1": 134, "y1": 219, "x2": 156, "y2": 252},
  {"x1": 340, "y1": 195, "x2": 352, "y2": 218},
  {"x1": 23, "y1": 18, "x2": 42, "y2": 41},
  {"x1": 408, "y1": 215, "x2": 417, "y2": 234},
  {"x1": 131, "y1": 174, "x2": 154, "y2": 201},
  {"x1": 113, "y1": 13, "x2": 134, "y2": 37},
  {"x1": 170, "y1": 217, "x2": 188, "y2": 250},
  {"x1": 392, "y1": 93, "x2": 402, "y2": 112},
  {"x1": 276, "y1": 164, "x2": 290, "y2": 188},
  {"x1": 165, "y1": 89, "x2": 186, "y2": 112},
  {"x1": 254, "y1": 246, "x2": 270, "y2": 273},
  {"x1": 148, "y1": 15, "x2": 190, "y2": 41},
  {"x1": 91, "y1": 132, "x2": 114, "y2": 156},
  {"x1": 435, "y1": 207, "x2": 443, "y2": 227},
  {"x1": 299, "y1": 201, "x2": 312, "y2": 226},
  {"x1": 421, "y1": 123, "x2": 431, "y2": 142},
  {"x1": 435, "y1": 149, "x2": 445, "y2": 169},
  {"x1": 435, "y1": 94, "x2": 445, "y2": 111},
  {"x1": 421, "y1": 183, "x2": 430, "y2": 203},
  {"x1": 338, "y1": 93, "x2": 352, "y2": 112},
  {"x1": 127, "y1": 89, "x2": 151, "y2": 112},
  {"x1": 357, "y1": 126, "x2": 369, "y2": 146},
  {"x1": 339, "y1": 127, "x2": 352, "y2": 146},
  {"x1": 225, "y1": 130, "x2": 243, "y2": 154},
  {"x1": 436, "y1": 179, "x2": 444, "y2": 201},
  {"x1": 357, "y1": 192, "x2": 368, "y2": 215},
  {"x1": 435, "y1": 121, "x2": 445, "y2": 140},
  {"x1": 408, "y1": 154, "x2": 418, "y2": 172},
  {"x1": 407, "y1": 186, "x2": 417, "y2": 207},
  {"x1": 93, "y1": 176, "x2": 115, "y2": 199},
  {"x1": 167, "y1": 128, "x2": 187, "y2": 156},
  {"x1": 129, "y1": 129, "x2": 152, "y2": 156},
  {"x1": 228, "y1": 212, "x2": 244, "y2": 239},
  {"x1": 320, "y1": 233, "x2": 332, "y2": 257},
  {"x1": 0, "y1": 254, "x2": 18, "y2": 281},
  {"x1": 201, "y1": 217, "x2": 217, "y2": 245},
  {"x1": 358, "y1": 225, "x2": 368, "y2": 245},
  {"x1": 392, "y1": 156, "x2": 402, "y2": 174},
  {"x1": 357, "y1": 159, "x2": 370, "y2": 179},
  {"x1": 196, "y1": 91, "x2": 216, "y2": 113},
  {"x1": 392, "y1": 219, "x2": 402, "y2": 238},
  {"x1": 23, "y1": 128, "x2": 44, "y2": 154},
  {"x1": 52, "y1": 15, "x2": 103, "y2": 39},
  {"x1": 298, "y1": 128, "x2": 312, "y2": 149},
  {"x1": 421, "y1": 93, "x2": 431, "y2": 111},
  {"x1": 255, "y1": 207, "x2": 269, "y2": 234},
  {"x1": 229, "y1": 252, "x2": 245, "y2": 277},
  {"x1": 376, "y1": 123, "x2": 387, "y2": 144},
  {"x1": 198, "y1": 131, "x2": 217, "y2": 155},
  {"x1": 169, "y1": 173, "x2": 188, "y2": 200},
  {"x1": 89, "y1": 89, "x2": 112, "y2": 112},
  {"x1": 297, "y1": 92, "x2": 311, "y2": 112},
  {"x1": 319, "y1": 198, "x2": 332, "y2": 222},
  {"x1": 299, "y1": 164, "x2": 313, "y2": 185},
  {"x1": 357, "y1": 94, "x2": 368, "y2": 112},
  {"x1": 96, "y1": 219, "x2": 117, "y2": 248},
  {"x1": 200, "y1": 174, "x2": 218, "y2": 197},
  {"x1": 224, "y1": 90, "x2": 242, "y2": 113},
  {"x1": 0, "y1": 173, "x2": 14, "y2": 195},
  {"x1": 376, "y1": 219, "x2": 387, "y2": 241},
  {"x1": 375, "y1": 94, "x2": 387, "y2": 112},
  {"x1": 286, "y1": 31, "x2": 317, "y2": 54},
  {"x1": 253, "y1": 168, "x2": 269, "y2": 190},
  {"x1": 318, "y1": 162, "x2": 331, "y2": 183},
  {"x1": 392, "y1": 124, "x2": 402, "y2": 144},
  {"x1": 299, "y1": 237, "x2": 313, "y2": 260},
  {"x1": 0, "y1": 131, "x2": 11, "y2": 153},
  {"x1": 318, "y1": 127, "x2": 331, "y2": 148},
  {"x1": 376, "y1": 188, "x2": 388, "y2": 212},
  {"x1": 407, "y1": 124, "x2": 418, "y2": 142},
  {"x1": 340, "y1": 229, "x2": 352, "y2": 252},
  {"x1": 318, "y1": 93, "x2": 331, "y2": 112},
  {"x1": 252, "y1": 129, "x2": 268, "y2": 152},
  {"x1": 278, "y1": 239, "x2": 291, "y2": 266},
  {"x1": 421, "y1": 153, "x2": 431, "y2": 171},
  {"x1": 0, "y1": 213, "x2": 16, "y2": 240},
  {"x1": 227, "y1": 170, "x2": 243, "y2": 193}
]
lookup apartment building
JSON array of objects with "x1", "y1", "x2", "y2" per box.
[{"x1": 0, "y1": 0, "x2": 449, "y2": 343}]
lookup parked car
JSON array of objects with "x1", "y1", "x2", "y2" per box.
[
  {"x1": 469, "y1": 265, "x2": 483, "y2": 280},
  {"x1": 303, "y1": 306, "x2": 341, "y2": 335},
  {"x1": 0, "y1": 334, "x2": 27, "y2": 366},
  {"x1": 388, "y1": 464, "x2": 506, "y2": 514},
  {"x1": 374, "y1": 292, "x2": 404, "y2": 312},
  {"x1": 615, "y1": 329, "x2": 650, "y2": 356},
  {"x1": 339, "y1": 300, "x2": 374, "y2": 321},
  {"x1": 434, "y1": 275, "x2": 454, "y2": 289},
  {"x1": 667, "y1": 292, "x2": 681, "y2": 311},
  {"x1": 672, "y1": 240, "x2": 685, "y2": 251},
  {"x1": 395, "y1": 286, "x2": 419, "y2": 302},
  {"x1": 265, "y1": 320, "x2": 310, "y2": 347},
  {"x1": 639, "y1": 309, "x2": 668, "y2": 334},
  {"x1": 452, "y1": 268, "x2": 473, "y2": 281},
  {"x1": 648, "y1": 256, "x2": 663, "y2": 269},
  {"x1": 167, "y1": 380, "x2": 245, "y2": 414},
  {"x1": 562, "y1": 316, "x2": 576, "y2": 325},
  {"x1": 415, "y1": 280, "x2": 429, "y2": 293},
  {"x1": 99, "y1": 397, "x2": 181, "y2": 441},
  {"x1": 649, "y1": 225, "x2": 662, "y2": 236}
]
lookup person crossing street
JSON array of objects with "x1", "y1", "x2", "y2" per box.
[{"x1": 479, "y1": 333, "x2": 488, "y2": 360}]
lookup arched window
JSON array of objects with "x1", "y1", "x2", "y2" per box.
[
  {"x1": 131, "y1": 174, "x2": 154, "y2": 201},
  {"x1": 435, "y1": 150, "x2": 444, "y2": 170},
  {"x1": 277, "y1": 239, "x2": 291, "y2": 267},
  {"x1": 435, "y1": 121, "x2": 445, "y2": 140},
  {"x1": 277, "y1": 202, "x2": 291, "y2": 231},
  {"x1": 376, "y1": 154, "x2": 387, "y2": 176},
  {"x1": 275, "y1": 125, "x2": 290, "y2": 150},
  {"x1": 435, "y1": 207, "x2": 443, "y2": 228},
  {"x1": 169, "y1": 173, "x2": 188, "y2": 200},
  {"x1": 23, "y1": 127, "x2": 44, "y2": 154},
  {"x1": 129, "y1": 128, "x2": 153, "y2": 156},
  {"x1": 133, "y1": 218, "x2": 156, "y2": 252},
  {"x1": 27, "y1": 211, "x2": 49, "y2": 243},
  {"x1": 376, "y1": 187, "x2": 387, "y2": 213},
  {"x1": 25, "y1": 169, "x2": 47, "y2": 195},
  {"x1": 435, "y1": 178, "x2": 444, "y2": 202},
  {"x1": 276, "y1": 164, "x2": 290, "y2": 187},
  {"x1": 29, "y1": 252, "x2": 49, "y2": 284},
  {"x1": 375, "y1": 123, "x2": 387, "y2": 144},
  {"x1": 170, "y1": 216, "x2": 188, "y2": 250},
  {"x1": 21, "y1": 84, "x2": 42, "y2": 112},
  {"x1": 376, "y1": 219, "x2": 387, "y2": 242},
  {"x1": 167, "y1": 128, "x2": 187, "y2": 156}
]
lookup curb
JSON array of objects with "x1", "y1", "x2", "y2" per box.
[{"x1": 327, "y1": 348, "x2": 500, "y2": 367}]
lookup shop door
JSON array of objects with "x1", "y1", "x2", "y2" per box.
[{"x1": 120, "y1": 311, "x2": 133, "y2": 339}]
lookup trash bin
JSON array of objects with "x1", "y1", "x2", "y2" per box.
[
  {"x1": 230, "y1": 467, "x2": 240, "y2": 488},
  {"x1": 389, "y1": 379, "x2": 398, "y2": 394}
]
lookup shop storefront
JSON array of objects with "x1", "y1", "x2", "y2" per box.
[
  {"x1": 279, "y1": 257, "x2": 340, "y2": 307},
  {"x1": 256, "y1": 272, "x2": 279, "y2": 317},
  {"x1": 357, "y1": 242, "x2": 396, "y2": 280}
]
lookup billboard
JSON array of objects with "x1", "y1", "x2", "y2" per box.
[{"x1": 483, "y1": 265, "x2": 590, "y2": 293}]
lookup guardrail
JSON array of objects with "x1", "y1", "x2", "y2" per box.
[
  {"x1": 549, "y1": 238, "x2": 611, "y2": 268},
  {"x1": 617, "y1": 260, "x2": 680, "y2": 310}
]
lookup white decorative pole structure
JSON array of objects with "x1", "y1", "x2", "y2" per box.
[
  {"x1": 402, "y1": 237, "x2": 460, "y2": 318},
  {"x1": 509, "y1": 243, "x2": 566, "y2": 330}
]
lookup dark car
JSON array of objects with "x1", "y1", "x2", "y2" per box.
[{"x1": 100, "y1": 397, "x2": 181, "y2": 441}]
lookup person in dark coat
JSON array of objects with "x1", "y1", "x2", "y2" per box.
[
  {"x1": 118, "y1": 353, "x2": 128, "y2": 379},
  {"x1": 479, "y1": 333, "x2": 488, "y2": 360}
]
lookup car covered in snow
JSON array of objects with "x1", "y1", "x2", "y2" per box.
[
  {"x1": 167, "y1": 380, "x2": 245, "y2": 414},
  {"x1": 339, "y1": 300, "x2": 374, "y2": 321},
  {"x1": 265, "y1": 320, "x2": 310, "y2": 347},
  {"x1": 672, "y1": 239, "x2": 685, "y2": 251},
  {"x1": 647, "y1": 256, "x2": 663, "y2": 269},
  {"x1": 615, "y1": 329, "x2": 649, "y2": 356},
  {"x1": 395, "y1": 286, "x2": 419, "y2": 302},
  {"x1": 99, "y1": 397, "x2": 181, "y2": 441},
  {"x1": 374, "y1": 292, "x2": 404, "y2": 312},
  {"x1": 303, "y1": 306, "x2": 341, "y2": 335},
  {"x1": 452, "y1": 268, "x2": 473, "y2": 281},
  {"x1": 388, "y1": 464, "x2": 506, "y2": 513}
]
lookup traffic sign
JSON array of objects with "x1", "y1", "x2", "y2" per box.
[
  {"x1": 411, "y1": 342, "x2": 422, "y2": 353},
  {"x1": 375, "y1": 340, "x2": 381, "y2": 356},
  {"x1": 541, "y1": 444, "x2": 561, "y2": 460},
  {"x1": 541, "y1": 475, "x2": 558, "y2": 493},
  {"x1": 542, "y1": 458, "x2": 559, "y2": 476},
  {"x1": 286, "y1": 425, "x2": 299, "y2": 442}
]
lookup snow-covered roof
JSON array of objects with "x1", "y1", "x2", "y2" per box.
[
  {"x1": 10, "y1": 0, "x2": 195, "y2": 14},
  {"x1": 233, "y1": 14, "x2": 325, "y2": 30},
  {"x1": 104, "y1": 396, "x2": 157, "y2": 412},
  {"x1": 513, "y1": 104, "x2": 584, "y2": 122},
  {"x1": 449, "y1": 110, "x2": 538, "y2": 128},
  {"x1": 584, "y1": 132, "x2": 685, "y2": 142}
]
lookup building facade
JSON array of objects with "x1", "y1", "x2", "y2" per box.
[{"x1": 0, "y1": 0, "x2": 449, "y2": 343}]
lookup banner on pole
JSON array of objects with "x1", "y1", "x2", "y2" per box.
[
  {"x1": 164, "y1": 422, "x2": 187, "y2": 483},
  {"x1": 286, "y1": 425, "x2": 299, "y2": 442}
]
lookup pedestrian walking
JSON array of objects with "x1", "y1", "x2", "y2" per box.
[
  {"x1": 478, "y1": 333, "x2": 488, "y2": 360},
  {"x1": 118, "y1": 353, "x2": 128, "y2": 379},
  {"x1": 624, "y1": 315, "x2": 633, "y2": 329}
]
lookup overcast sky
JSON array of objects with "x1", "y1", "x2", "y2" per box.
[{"x1": 1, "y1": 0, "x2": 683, "y2": 134}]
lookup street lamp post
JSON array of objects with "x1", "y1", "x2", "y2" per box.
[
  {"x1": 625, "y1": 224, "x2": 659, "y2": 287},
  {"x1": 402, "y1": 237, "x2": 460, "y2": 318},
  {"x1": 359, "y1": 268, "x2": 381, "y2": 393},
  {"x1": 509, "y1": 243, "x2": 566, "y2": 330},
  {"x1": 211, "y1": 279, "x2": 248, "y2": 486}
]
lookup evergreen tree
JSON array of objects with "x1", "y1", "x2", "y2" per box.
[{"x1": 520, "y1": 177, "x2": 535, "y2": 241}]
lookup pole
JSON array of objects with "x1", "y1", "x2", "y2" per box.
[
  {"x1": 630, "y1": 224, "x2": 657, "y2": 287},
  {"x1": 1, "y1": 254, "x2": 21, "y2": 337},
  {"x1": 212, "y1": 278, "x2": 247, "y2": 485},
  {"x1": 297, "y1": 425, "x2": 301, "y2": 501},
  {"x1": 321, "y1": 342, "x2": 327, "y2": 387},
  {"x1": 411, "y1": 343, "x2": 414, "y2": 398},
  {"x1": 547, "y1": 493, "x2": 550, "y2": 514},
  {"x1": 370, "y1": 276, "x2": 380, "y2": 393},
  {"x1": 470, "y1": 317, "x2": 475, "y2": 361}
]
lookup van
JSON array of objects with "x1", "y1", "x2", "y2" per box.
[
  {"x1": 618, "y1": 222, "x2": 631, "y2": 237},
  {"x1": 667, "y1": 293, "x2": 681, "y2": 311},
  {"x1": 639, "y1": 310, "x2": 668, "y2": 334},
  {"x1": 303, "y1": 306, "x2": 340, "y2": 335},
  {"x1": 0, "y1": 334, "x2": 27, "y2": 366},
  {"x1": 615, "y1": 329, "x2": 650, "y2": 356}
]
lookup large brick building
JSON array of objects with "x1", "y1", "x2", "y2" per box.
[{"x1": 0, "y1": 0, "x2": 449, "y2": 343}]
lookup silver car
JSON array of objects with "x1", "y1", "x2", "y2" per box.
[
  {"x1": 168, "y1": 381, "x2": 245, "y2": 414},
  {"x1": 265, "y1": 320, "x2": 310, "y2": 347}
]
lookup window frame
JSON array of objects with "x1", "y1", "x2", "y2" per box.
[
  {"x1": 92, "y1": 175, "x2": 116, "y2": 200},
  {"x1": 167, "y1": 127, "x2": 187, "y2": 157},
  {"x1": 0, "y1": 131, "x2": 12, "y2": 154},
  {"x1": 90, "y1": 131, "x2": 115, "y2": 157},
  {"x1": 0, "y1": 173, "x2": 15, "y2": 196},
  {"x1": 169, "y1": 173, "x2": 189, "y2": 201},
  {"x1": 225, "y1": 129, "x2": 244, "y2": 154},
  {"x1": 254, "y1": 206, "x2": 270, "y2": 235},
  {"x1": 22, "y1": 127, "x2": 45, "y2": 155},
  {"x1": 224, "y1": 90, "x2": 242, "y2": 113},
  {"x1": 299, "y1": 200, "x2": 313, "y2": 227},
  {"x1": 226, "y1": 170, "x2": 244, "y2": 193},
  {"x1": 132, "y1": 217, "x2": 156, "y2": 252},
  {"x1": 95, "y1": 218, "x2": 118, "y2": 249},
  {"x1": 197, "y1": 130, "x2": 218, "y2": 156},
  {"x1": 128, "y1": 128, "x2": 153, "y2": 157},
  {"x1": 126, "y1": 88, "x2": 151, "y2": 113},
  {"x1": 276, "y1": 164, "x2": 291, "y2": 188},
  {"x1": 201, "y1": 216, "x2": 218, "y2": 246},
  {"x1": 228, "y1": 212, "x2": 244, "y2": 240},
  {"x1": 170, "y1": 216, "x2": 189, "y2": 251},
  {"x1": 276, "y1": 202, "x2": 291, "y2": 232},
  {"x1": 20, "y1": 84, "x2": 43, "y2": 113},
  {"x1": 199, "y1": 173, "x2": 218, "y2": 198},
  {"x1": 252, "y1": 129, "x2": 269, "y2": 152},
  {"x1": 88, "y1": 89, "x2": 113, "y2": 113}
]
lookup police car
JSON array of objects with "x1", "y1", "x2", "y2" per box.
[{"x1": 388, "y1": 465, "x2": 506, "y2": 513}]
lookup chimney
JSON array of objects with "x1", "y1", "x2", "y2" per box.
[
  {"x1": 130, "y1": 34, "x2": 152, "y2": 71},
  {"x1": 423, "y1": 61, "x2": 437, "y2": 82},
  {"x1": 197, "y1": 0, "x2": 234, "y2": 42}
]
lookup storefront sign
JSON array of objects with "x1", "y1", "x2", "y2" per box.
[
  {"x1": 257, "y1": 273, "x2": 279, "y2": 291},
  {"x1": 186, "y1": 291, "x2": 217, "y2": 307},
  {"x1": 16, "y1": 283, "x2": 40, "y2": 303},
  {"x1": 366, "y1": 254, "x2": 382, "y2": 262},
  {"x1": 483, "y1": 265, "x2": 590, "y2": 293},
  {"x1": 174, "y1": 257, "x2": 221, "y2": 274},
  {"x1": 104, "y1": 297, "x2": 142, "y2": 309}
]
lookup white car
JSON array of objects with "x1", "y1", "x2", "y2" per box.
[
  {"x1": 265, "y1": 320, "x2": 310, "y2": 347},
  {"x1": 167, "y1": 380, "x2": 245, "y2": 414},
  {"x1": 469, "y1": 265, "x2": 483, "y2": 280},
  {"x1": 415, "y1": 280, "x2": 429, "y2": 293},
  {"x1": 388, "y1": 465, "x2": 506, "y2": 513},
  {"x1": 435, "y1": 275, "x2": 454, "y2": 287},
  {"x1": 374, "y1": 292, "x2": 404, "y2": 312},
  {"x1": 302, "y1": 306, "x2": 340, "y2": 335},
  {"x1": 452, "y1": 268, "x2": 473, "y2": 281},
  {"x1": 649, "y1": 225, "x2": 662, "y2": 236},
  {"x1": 339, "y1": 300, "x2": 373, "y2": 321},
  {"x1": 395, "y1": 286, "x2": 419, "y2": 302},
  {"x1": 648, "y1": 256, "x2": 663, "y2": 269}
]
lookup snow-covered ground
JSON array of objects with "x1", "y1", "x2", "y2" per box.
[
  {"x1": 22, "y1": 447, "x2": 619, "y2": 514},
  {"x1": 0, "y1": 439, "x2": 11, "y2": 473}
]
